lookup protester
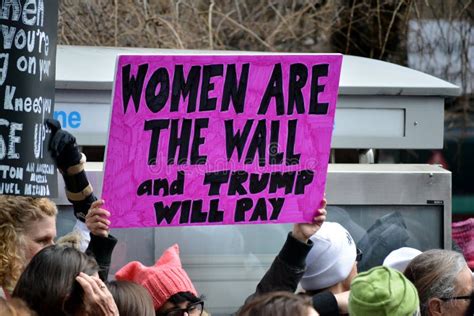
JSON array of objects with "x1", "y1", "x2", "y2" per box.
[
  {"x1": 252, "y1": 203, "x2": 328, "y2": 296},
  {"x1": 49, "y1": 119, "x2": 118, "y2": 280},
  {"x1": 48, "y1": 119, "x2": 117, "y2": 280},
  {"x1": 116, "y1": 244, "x2": 204, "y2": 315},
  {"x1": 349, "y1": 266, "x2": 420, "y2": 316},
  {"x1": 238, "y1": 291, "x2": 319, "y2": 316},
  {"x1": 0, "y1": 297, "x2": 35, "y2": 316},
  {"x1": 245, "y1": 200, "x2": 350, "y2": 316},
  {"x1": 107, "y1": 280, "x2": 155, "y2": 316},
  {"x1": 383, "y1": 247, "x2": 422, "y2": 272},
  {"x1": 12, "y1": 245, "x2": 118, "y2": 316},
  {"x1": 0, "y1": 196, "x2": 57, "y2": 297},
  {"x1": 404, "y1": 249, "x2": 474, "y2": 316},
  {"x1": 301, "y1": 222, "x2": 358, "y2": 295}
]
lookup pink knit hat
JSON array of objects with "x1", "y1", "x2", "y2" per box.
[
  {"x1": 452, "y1": 219, "x2": 474, "y2": 269},
  {"x1": 115, "y1": 244, "x2": 197, "y2": 309}
]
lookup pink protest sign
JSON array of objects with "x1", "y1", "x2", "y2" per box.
[{"x1": 103, "y1": 54, "x2": 342, "y2": 228}]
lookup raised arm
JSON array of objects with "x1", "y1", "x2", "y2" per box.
[
  {"x1": 85, "y1": 200, "x2": 117, "y2": 281},
  {"x1": 248, "y1": 199, "x2": 327, "y2": 299},
  {"x1": 47, "y1": 119, "x2": 98, "y2": 222}
]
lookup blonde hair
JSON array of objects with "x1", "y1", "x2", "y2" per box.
[
  {"x1": 56, "y1": 231, "x2": 82, "y2": 250},
  {"x1": 0, "y1": 297, "x2": 36, "y2": 316},
  {"x1": 0, "y1": 196, "x2": 57, "y2": 291}
]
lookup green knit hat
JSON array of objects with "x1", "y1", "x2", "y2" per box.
[{"x1": 349, "y1": 266, "x2": 420, "y2": 316}]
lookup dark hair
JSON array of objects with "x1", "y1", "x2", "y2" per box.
[
  {"x1": 107, "y1": 280, "x2": 154, "y2": 316},
  {"x1": 238, "y1": 291, "x2": 314, "y2": 316},
  {"x1": 156, "y1": 291, "x2": 205, "y2": 314},
  {"x1": 12, "y1": 245, "x2": 99, "y2": 316},
  {"x1": 167, "y1": 291, "x2": 202, "y2": 305}
]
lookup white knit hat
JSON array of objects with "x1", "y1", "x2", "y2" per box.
[
  {"x1": 383, "y1": 247, "x2": 422, "y2": 272},
  {"x1": 300, "y1": 222, "x2": 357, "y2": 291}
]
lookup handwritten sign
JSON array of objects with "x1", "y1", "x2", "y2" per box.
[
  {"x1": 0, "y1": 0, "x2": 59, "y2": 197},
  {"x1": 103, "y1": 54, "x2": 342, "y2": 228}
]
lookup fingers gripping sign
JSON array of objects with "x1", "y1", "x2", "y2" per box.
[
  {"x1": 85, "y1": 200, "x2": 111, "y2": 238},
  {"x1": 292, "y1": 198, "x2": 327, "y2": 243},
  {"x1": 75, "y1": 272, "x2": 119, "y2": 316}
]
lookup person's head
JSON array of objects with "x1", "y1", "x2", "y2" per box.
[
  {"x1": 0, "y1": 297, "x2": 35, "y2": 316},
  {"x1": 404, "y1": 249, "x2": 473, "y2": 316},
  {"x1": 107, "y1": 280, "x2": 154, "y2": 316},
  {"x1": 115, "y1": 244, "x2": 200, "y2": 313},
  {"x1": 12, "y1": 245, "x2": 99, "y2": 316},
  {"x1": 157, "y1": 291, "x2": 204, "y2": 316},
  {"x1": 0, "y1": 196, "x2": 57, "y2": 290},
  {"x1": 301, "y1": 222, "x2": 358, "y2": 294},
  {"x1": 349, "y1": 266, "x2": 420, "y2": 316},
  {"x1": 238, "y1": 291, "x2": 319, "y2": 316}
]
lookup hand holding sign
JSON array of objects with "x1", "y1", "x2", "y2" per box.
[
  {"x1": 292, "y1": 198, "x2": 327, "y2": 243},
  {"x1": 85, "y1": 200, "x2": 111, "y2": 238}
]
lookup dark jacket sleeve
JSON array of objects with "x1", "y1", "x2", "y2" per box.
[
  {"x1": 245, "y1": 232, "x2": 313, "y2": 303},
  {"x1": 85, "y1": 233, "x2": 117, "y2": 281},
  {"x1": 312, "y1": 291, "x2": 340, "y2": 316}
]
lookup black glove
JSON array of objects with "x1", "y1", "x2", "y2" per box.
[
  {"x1": 46, "y1": 118, "x2": 97, "y2": 222},
  {"x1": 46, "y1": 118, "x2": 82, "y2": 174}
]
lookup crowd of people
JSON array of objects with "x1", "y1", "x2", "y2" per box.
[{"x1": 0, "y1": 122, "x2": 473, "y2": 316}]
